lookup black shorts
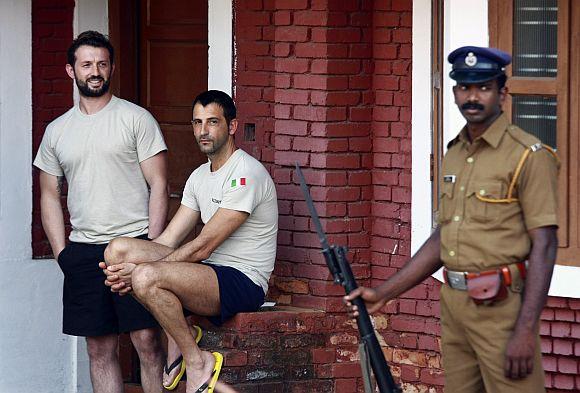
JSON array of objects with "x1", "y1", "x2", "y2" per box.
[
  {"x1": 202, "y1": 263, "x2": 265, "y2": 326},
  {"x1": 56, "y1": 236, "x2": 158, "y2": 337}
]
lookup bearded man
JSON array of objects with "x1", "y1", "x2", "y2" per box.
[{"x1": 34, "y1": 30, "x2": 168, "y2": 393}]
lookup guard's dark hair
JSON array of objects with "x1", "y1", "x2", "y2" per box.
[
  {"x1": 192, "y1": 90, "x2": 237, "y2": 125},
  {"x1": 67, "y1": 31, "x2": 114, "y2": 66}
]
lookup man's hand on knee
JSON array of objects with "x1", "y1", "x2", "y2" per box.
[{"x1": 101, "y1": 262, "x2": 136, "y2": 295}]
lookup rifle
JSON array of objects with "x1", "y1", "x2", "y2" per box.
[{"x1": 296, "y1": 164, "x2": 401, "y2": 393}]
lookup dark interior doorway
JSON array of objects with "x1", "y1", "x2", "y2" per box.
[{"x1": 108, "y1": 0, "x2": 209, "y2": 386}]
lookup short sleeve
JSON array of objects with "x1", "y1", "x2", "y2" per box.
[
  {"x1": 220, "y1": 176, "x2": 259, "y2": 214},
  {"x1": 33, "y1": 126, "x2": 64, "y2": 176},
  {"x1": 518, "y1": 148, "x2": 559, "y2": 230},
  {"x1": 181, "y1": 173, "x2": 200, "y2": 211},
  {"x1": 135, "y1": 112, "x2": 167, "y2": 162}
]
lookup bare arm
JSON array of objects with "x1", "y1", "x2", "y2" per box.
[
  {"x1": 504, "y1": 226, "x2": 557, "y2": 379},
  {"x1": 161, "y1": 207, "x2": 249, "y2": 263},
  {"x1": 39, "y1": 171, "x2": 66, "y2": 258},
  {"x1": 140, "y1": 151, "x2": 168, "y2": 239},
  {"x1": 153, "y1": 204, "x2": 201, "y2": 249},
  {"x1": 101, "y1": 204, "x2": 200, "y2": 293},
  {"x1": 345, "y1": 228, "x2": 442, "y2": 314},
  {"x1": 103, "y1": 206, "x2": 248, "y2": 294}
]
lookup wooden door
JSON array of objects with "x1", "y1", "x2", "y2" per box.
[
  {"x1": 140, "y1": 0, "x2": 209, "y2": 216},
  {"x1": 109, "y1": 1, "x2": 209, "y2": 388}
]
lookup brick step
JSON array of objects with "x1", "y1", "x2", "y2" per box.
[
  {"x1": 194, "y1": 306, "x2": 336, "y2": 389},
  {"x1": 123, "y1": 306, "x2": 368, "y2": 392}
]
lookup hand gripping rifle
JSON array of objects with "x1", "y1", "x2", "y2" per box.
[{"x1": 296, "y1": 165, "x2": 401, "y2": 393}]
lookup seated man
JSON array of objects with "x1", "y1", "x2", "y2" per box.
[{"x1": 100, "y1": 90, "x2": 278, "y2": 393}]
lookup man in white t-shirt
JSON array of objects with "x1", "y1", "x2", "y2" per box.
[
  {"x1": 34, "y1": 31, "x2": 168, "y2": 393},
  {"x1": 101, "y1": 90, "x2": 278, "y2": 392}
]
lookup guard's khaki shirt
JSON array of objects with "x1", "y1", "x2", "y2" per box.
[{"x1": 439, "y1": 113, "x2": 559, "y2": 271}]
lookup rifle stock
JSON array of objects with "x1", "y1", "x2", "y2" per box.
[{"x1": 296, "y1": 165, "x2": 401, "y2": 393}]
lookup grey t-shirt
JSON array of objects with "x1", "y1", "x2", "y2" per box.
[
  {"x1": 33, "y1": 96, "x2": 167, "y2": 244},
  {"x1": 181, "y1": 149, "x2": 278, "y2": 293}
]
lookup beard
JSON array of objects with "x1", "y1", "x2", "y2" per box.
[
  {"x1": 75, "y1": 75, "x2": 111, "y2": 98},
  {"x1": 196, "y1": 132, "x2": 229, "y2": 155}
]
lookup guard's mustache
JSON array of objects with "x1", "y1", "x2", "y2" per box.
[{"x1": 461, "y1": 102, "x2": 485, "y2": 111}]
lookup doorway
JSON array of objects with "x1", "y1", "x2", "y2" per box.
[{"x1": 108, "y1": 0, "x2": 209, "y2": 386}]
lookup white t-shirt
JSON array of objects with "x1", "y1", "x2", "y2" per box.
[
  {"x1": 181, "y1": 149, "x2": 278, "y2": 293},
  {"x1": 33, "y1": 96, "x2": 167, "y2": 244}
]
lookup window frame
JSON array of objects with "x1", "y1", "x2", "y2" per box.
[{"x1": 489, "y1": 0, "x2": 580, "y2": 266}]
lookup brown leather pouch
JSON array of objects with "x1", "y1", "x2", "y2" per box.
[{"x1": 466, "y1": 272, "x2": 507, "y2": 305}]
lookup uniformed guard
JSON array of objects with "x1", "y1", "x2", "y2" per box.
[{"x1": 344, "y1": 46, "x2": 559, "y2": 392}]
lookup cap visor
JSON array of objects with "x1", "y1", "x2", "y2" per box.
[{"x1": 450, "y1": 70, "x2": 503, "y2": 84}]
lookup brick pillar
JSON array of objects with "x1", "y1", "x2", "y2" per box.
[
  {"x1": 233, "y1": 0, "x2": 276, "y2": 167},
  {"x1": 269, "y1": 0, "x2": 374, "y2": 313},
  {"x1": 32, "y1": 0, "x2": 75, "y2": 257}
]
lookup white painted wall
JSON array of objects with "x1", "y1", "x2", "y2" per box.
[
  {"x1": 412, "y1": 0, "x2": 580, "y2": 297},
  {"x1": 411, "y1": 0, "x2": 433, "y2": 255},
  {"x1": 209, "y1": 0, "x2": 233, "y2": 95},
  {"x1": 442, "y1": 0, "x2": 488, "y2": 145},
  {"x1": 0, "y1": 1, "x2": 79, "y2": 392}
]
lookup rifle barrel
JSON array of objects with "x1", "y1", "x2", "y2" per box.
[{"x1": 295, "y1": 164, "x2": 402, "y2": 393}]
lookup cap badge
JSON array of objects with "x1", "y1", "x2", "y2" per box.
[{"x1": 465, "y1": 52, "x2": 477, "y2": 67}]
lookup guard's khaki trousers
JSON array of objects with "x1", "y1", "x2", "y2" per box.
[{"x1": 440, "y1": 285, "x2": 545, "y2": 393}]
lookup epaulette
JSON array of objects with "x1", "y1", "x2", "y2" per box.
[
  {"x1": 506, "y1": 124, "x2": 558, "y2": 162},
  {"x1": 506, "y1": 125, "x2": 542, "y2": 150}
]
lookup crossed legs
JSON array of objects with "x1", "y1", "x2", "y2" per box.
[{"x1": 105, "y1": 237, "x2": 222, "y2": 392}]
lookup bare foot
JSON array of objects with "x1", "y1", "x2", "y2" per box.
[
  {"x1": 213, "y1": 381, "x2": 239, "y2": 393},
  {"x1": 185, "y1": 350, "x2": 215, "y2": 393},
  {"x1": 164, "y1": 325, "x2": 201, "y2": 388}
]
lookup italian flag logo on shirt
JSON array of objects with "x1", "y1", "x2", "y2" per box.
[{"x1": 231, "y1": 177, "x2": 247, "y2": 187}]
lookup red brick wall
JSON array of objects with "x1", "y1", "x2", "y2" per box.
[
  {"x1": 368, "y1": 0, "x2": 445, "y2": 389},
  {"x1": 234, "y1": 0, "x2": 580, "y2": 392},
  {"x1": 233, "y1": 0, "x2": 441, "y2": 390},
  {"x1": 542, "y1": 297, "x2": 580, "y2": 392},
  {"x1": 32, "y1": 0, "x2": 75, "y2": 257},
  {"x1": 270, "y1": 0, "x2": 377, "y2": 314},
  {"x1": 233, "y1": 0, "x2": 276, "y2": 166}
]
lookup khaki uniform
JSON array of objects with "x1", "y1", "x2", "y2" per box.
[{"x1": 438, "y1": 113, "x2": 558, "y2": 392}]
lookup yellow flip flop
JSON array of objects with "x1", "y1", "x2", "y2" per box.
[
  {"x1": 163, "y1": 325, "x2": 203, "y2": 391},
  {"x1": 194, "y1": 352, "x2": 223, "y2": 393}
]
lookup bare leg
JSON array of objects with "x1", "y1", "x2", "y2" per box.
[
  {"x1": 164, "y1": 323, "x2": 200, "y2": 387},
  {"x1": 214, "y1": 381, "x2": 240, "y2": 393},
  {"x1": 130, "y1": 327, "x2": 165, "y2": 393},
  {"x1": 131, "y1": 262, "x2": 221, "y2": 393},
  {"x1": 86, "y1": 334, "x2": 123, "y2": 393},
  {"x1": 164, "y1": 332, "x2": 181, "y2": 386},
  {"x1": 104, "y1": 237, "x2": 174, "y2": 267}
]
